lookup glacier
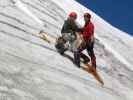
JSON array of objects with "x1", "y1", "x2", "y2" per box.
[{"x1": 0, "y1": 0, "x2": 133, "y2": 100}]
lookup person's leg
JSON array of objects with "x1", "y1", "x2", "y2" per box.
[
  {"x1": 80, "y1": 53, "x2": 90, "y2": 64},
  {"x1": 73, "y1": 45, "x2": 90, "y2": 67},
  {"x1": 73, "y1": 49, "x2": 80, "y2": 68},
  {"x1": 72, "y1": 37, "x2": 81, "y2": 68},
  {"x1": 73, "y1": 33, "x2": 90, "y2": 67},
  {"x1": 78, "y1": 38, "x2": 90, "y2": 64},
  {"x1": 87, "y1": 42, "x2": 97, "y2": 68}
]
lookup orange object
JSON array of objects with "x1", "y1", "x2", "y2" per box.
[{"x1": 81, "y1": 63, "x2": 104, "y2": 86}]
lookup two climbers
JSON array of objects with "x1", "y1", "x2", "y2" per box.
[{"x1": 55, "y1": 12, "x2": 96, "y2": 69}]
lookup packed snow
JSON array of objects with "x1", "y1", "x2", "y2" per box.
[{"x1": 0, "y1": 0, "x2": 133, "y2": 100}]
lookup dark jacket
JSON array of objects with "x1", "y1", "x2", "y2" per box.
[{"x1": 61, "y1": 20, "x2": 83, "y2": 34}]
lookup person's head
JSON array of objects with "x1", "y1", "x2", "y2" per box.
[
  {"x1": 84, "y1": 13, "x2": 91, "y2": 23},
  {"x1": 68, "y1": 12, "x2": 77, "y2": 21}
]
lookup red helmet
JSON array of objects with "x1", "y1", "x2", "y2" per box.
[
  {"x1": 84, "y1": 13, "x2": 91, "y2": 19},
  {"x1": 69, "y1": 12, "x2": 77, "y2": 17}
]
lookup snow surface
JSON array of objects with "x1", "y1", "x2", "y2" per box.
[{"x1": 0, "y1": 0, "x2": 133, "y2": 100}]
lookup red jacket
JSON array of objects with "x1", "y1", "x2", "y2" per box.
[{"x1": 82, "y1": 21, "x2": 94, "y2": 41}]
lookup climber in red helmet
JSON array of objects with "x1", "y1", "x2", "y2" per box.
[
  {"x1": 77, "y1": 12, "x2": 97, "y2": 69},
  {"x1": 55, "y1": 11, "x2": 82, "y2": 54},
  {"x1": 82, "y1": 13, "x2": 96, "y2": 68},
  {"x1": 83, "y1": 13, "x2": 96, "y2": 68}
]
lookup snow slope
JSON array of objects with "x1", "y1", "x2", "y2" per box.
[{"x1": 0, "y1": 0, "x2": 133, "y2": 100}]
